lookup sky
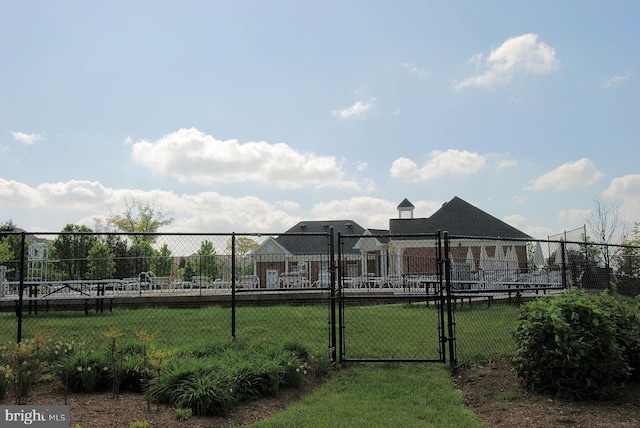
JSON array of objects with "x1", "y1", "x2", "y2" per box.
[{"x1": 1, "y1": 1, "x2": 639, "y2": 240}]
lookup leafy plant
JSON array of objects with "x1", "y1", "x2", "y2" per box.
[
  {"x1": 104, "y1": 329, "x2": 125, "y2": 398},
  {"x1": 120, "y1": 353, "x2": 145, "y2": 392},
  {"x1": 173, "y1": 372, "x2": 234, "y2": 416},
  {"x1": 55, "y1": 348, "x2": 110, "y2": 393},
  {"x1": 1, "y1": 340, "x2": 41, "y2": 403},
  {"x1": 308, "y1": 350, "x2": 332, "y2": 379},
  {"x1": 174, "y1": 407, "x2": 192, "y2": 421},
  {"x1": 148, "y1": 356, "x2": 212, "y2": 405},
  {"x1": 513, "y1": 289, "x2": 631, "y2": 399},
  {"x1": 0, "y1": 364, "x2": 9, "y2": 400},
  {"x1": 593, "y1": 292, "x2": 640, "y2": 378}
]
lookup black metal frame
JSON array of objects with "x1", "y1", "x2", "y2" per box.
[{"x1": 335, "y1": 230, "x2": 454, "y2": 365}]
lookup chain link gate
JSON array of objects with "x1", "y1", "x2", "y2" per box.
[{"x1": 335, "y1": 231, "x2": 455, "y2": 364}]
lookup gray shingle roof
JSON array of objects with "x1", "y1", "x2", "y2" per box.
[
  {"x1": 390, "y1": 196, "x2": 531, "y2": 239},
  {"x1": 275, "y1": 220, "x2": 366, "y2": 254},
  {"x1": 397, "y1": 198, "x2": 415, "y2": 209}
]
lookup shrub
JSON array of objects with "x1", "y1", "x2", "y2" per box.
[
  {"x1": 55, "y1": 348, "x2": 110, "y2": 393},
  {"x1": 513, "y1": 289, "x2": 631, "y2": 400},
  {"x1": 120, "y1": 353, "x2": 145, "y2": 392},
  {"x1": 0, "y1": 365, "x2": 8, "y2": 400},
  {"x1": 593, "y1": 292, "x2": 640, "y2": 378},
  {"x1": 308, "y1": 350, "x2": 331, "y2": 378},
  {"x1": 1, "y1": 340, "x2": 41, "y2": 403},
  {"x1": 173, "y1": 372, "x2": 234, "y2": 416},
  {"x1": 148, "y1": 356, "x2": 212, "y2": 405}
]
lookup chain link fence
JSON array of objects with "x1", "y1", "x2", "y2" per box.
[
  {"x1": 449, "y1": 235, "x2": 640, "y2": 365},
  {"x1": 1, "y1": 230, "x2": 639, "y2": 366},
  {"x1": 0, "y1": 231, "x2": 333, "y2": 357}
]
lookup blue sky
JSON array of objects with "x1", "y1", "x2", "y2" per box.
[{"x1": 1, "y1": 1, "x2": 638, "y2": 239}]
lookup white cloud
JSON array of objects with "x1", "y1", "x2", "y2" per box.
[
  {"x1": 601, "y1": 73, "x2": 632, "y2": 89},
  {"x1": 526, "y1": 158, "x2": 604, "y2": 191},
  {"x1": 503, "y1": 213, "x2": 554, "y2": 240},
  {"x1": 602, "y1": 174, "x2": 640, "y2": 198},
  {"x1": 402, "y1": 62, "x2": 431, "y2": 78},
  {"x1": 311, "y1": 197, "x2": 442, "y2": 230},
  {"x1": 312, "y1": 197, "x2": 397, "y2": 230},
  {"x1": 511, "y1": 195, "x2": 527, "y2": 204},
  {"x1": 602, "y1": 174, "x2": 640, "y2": 225},
  {"x1": 453, "y1": 33, "x2": 560, "y2": 90},
  {"x1": 130, "y1": 128, "x2": 363, "y2": 190},
  {"x1": 0, "y1": 178, "x2": 301, "y2": 233},
  {"x1": 331, "y1": 99, "x2": 374, "y2": 119},
  {"x1": 389, "y1": 149, "x2": 487, "y2": 182},
  {"x1": 496, "y1": 158, "x2": 518, "y2": 169},
  {"x1": 11, "y1": 131, "x2": 45, "y2": 145},
  {"x1": 558, "y1": 208, "x2": 591, "y2": 225}
]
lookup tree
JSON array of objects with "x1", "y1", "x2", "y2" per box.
[
  {"x1": 107, "y1": 197, "x2": 174, "y2": 244},
  {"x1": 0, "y1": 239, "x2": 11, "y2": 263},
  {"x1": 226, "y1": 237, "x2": 260, "y2": 257},
  {"x1": 151, "y1": 243, "x2": 174, "y2": 277},
  {"x1": 587, "y1": 196, "x2": 628, "y2": 271},
  {"x1": 52, "y1": 224, "x2": 98, "y2": 280},
  {"x1": 616, "y1": 222, "x2": 640, "y2": 278},
  {"x1": 182, "y1": 240, "x2": 221, "y2": 281},
  {"x1": 0, "y1": 220, "x2": 25, "y2": 263},
  {"x1": 127, "y1": 240, "x2": 155, "y2": 277},
  {"x1": 226, "y1": 236, "x2": 259, "y2": 276},
  {"x1": 87, "y1": 242, "x2": 116, "y2": 280},
  {"x1": 104, "y1": 234, "x2": 131, "y2": 279}
]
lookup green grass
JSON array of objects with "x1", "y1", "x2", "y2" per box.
[
  {"x1": 247, "y1": 363, "x2": 485, "y2": 428},
  {"x1": 0, "y1": 302, "x2": 521, "y2": 362},
  {"x1": 341, "y1": 304, "x2": 442, "y2": 360},
  {"x1": 453, "y1": 304, "x2": 521, "y2": 363}
]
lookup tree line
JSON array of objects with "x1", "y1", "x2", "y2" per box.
[{"x1": 0, "y1": 198, "x2": 258, "y2": 283}]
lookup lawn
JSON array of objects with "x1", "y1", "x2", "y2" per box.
[{"x1": 247, "y1": 363, "x2": 485, "y2": 428}]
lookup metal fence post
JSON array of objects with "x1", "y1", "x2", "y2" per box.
[
  {"x1": 560, "y1": 240, "x2": 568, "y2": 288},
  {"x1": 329, "y1": 227, "x2": 337, "y2": 364},
  {"x1": 437, "y1": 230, "x2": 446, "y2": 363},
  {"x1": 231, "y1": 232, "x2": 236, "y2": 341},
  {"x1": 16, "y1": 232, "x2": 26, "y2": 344},
  {"x1": 337, "y1": 231, "x2": 344, "y2": 364},
  {"x1": 443, "y1": 231, "x2": 456, "y2": 369}
]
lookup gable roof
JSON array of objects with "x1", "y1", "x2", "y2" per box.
[
  {"x1": 389, "y1": 196, "x2": 531, "y2": 239},
  {"x1": 397, "y1": 198, "x2": 415, "y2": 209},
  {"x1": 275, "y1": 220, "x2": 366, "y2": 254}
]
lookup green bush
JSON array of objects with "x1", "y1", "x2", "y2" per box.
[
  {"x1": 593, "y1": 292, "x2": 640, "y2": 378},
  {"x1": 146, "y1": 342, "x2": 309, "y2": 415},
  {"x1": 174, "y1": 372, "x2": 234, "y2": 416},
  {"x1": 55, "y1": 348, "x2": 110, "y2": 393},
  {"x1": 148, "y1": 356, "x2": 213, "y2": 405},
  {"x1": 120, "y1": 353, "x2": 145, "y2": 392},
  {"x1": 513, "y1": 290, "x2": 633, "y2": 399},
  {"x1": 0, "y1": 365, "x2": 8, "y2": 400}
]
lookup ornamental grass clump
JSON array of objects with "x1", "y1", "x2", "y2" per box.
[
  {"x1": 513, "y1": 289, "x2": 637, "y2": 400},
  {"x1": 55, "y1": 348, "x2": 110, "y2": 393},
  {"x1": 148, "y1": 342, "x2": 309, "y2": 416}
]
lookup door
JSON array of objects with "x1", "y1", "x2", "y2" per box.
[{"x1": 266, "y1": 270, "x2": 279, "y2": 289}]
